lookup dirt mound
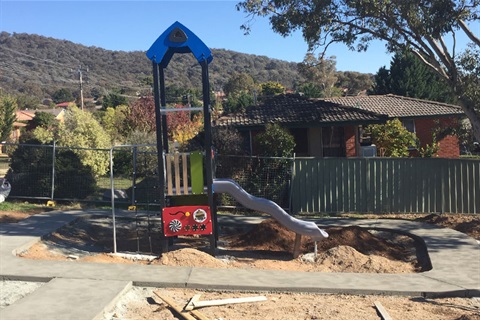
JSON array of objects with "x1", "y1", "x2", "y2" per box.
[
  {"x1": 315, "y1": 226, "x2": 411, "y2": 261},
  {"x1": 154, "y1": 248, "x2": 227, "y2": 268},
  {"x1": 312, "y1": 245, "x2": 416, "y2": 273},
  {"x1": 230, "y1": 219, "x2": 300, "y2": 252},
  {"x1": 18, "y1": 217, "x2": 420, "y2": 273},
  {"x1": 415, "y1": 214, "x2": 480, "y2": 240},
  {"x1": 230, "y1": 219, "x2": 413, "y2": 262}
]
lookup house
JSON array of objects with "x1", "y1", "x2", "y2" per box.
[
  {"x1": 10, "y1": 110, "x2": 35, "y2": 143},
  {"x1": 325, "y1": 94, "x2": 464, "y2": 158},
  {"x1": 215, "y1": 94, "x2": 387, "y2": 157},
  {"x1": 215, "y1": 94, "x2": 465, "y2": 158},
  {"x1": 35, "y1": 108, "x2": 66, "y2": 123},
  {"x1": 3, "y1": 108, "x2": 66, "y2": 145}
]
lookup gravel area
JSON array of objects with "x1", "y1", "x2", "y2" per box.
[{"x1": 0, "y1": 280, "x2": 45, "y2": 309}]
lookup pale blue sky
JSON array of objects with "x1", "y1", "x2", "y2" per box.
[{"x1": 0, "y1": 0, "x2": 477, "y2": 74}]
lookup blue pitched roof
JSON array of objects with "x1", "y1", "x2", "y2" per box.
[{"x1": 146, "y1": 21, "x2": 213, "y2": 67}]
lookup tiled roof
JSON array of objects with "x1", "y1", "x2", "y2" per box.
[
  {"x1": 324, "y1": 94, "x2": 464, "y2": 118},
  {"x1": 15, "y1": 110, "x2": 35, "y2": 121},
  {"x1": 215, "y1": 94, "x2": 386, "y2": 128},
  {"x1": 35, "y1": 108, "x2": 65, "y2": 117}
]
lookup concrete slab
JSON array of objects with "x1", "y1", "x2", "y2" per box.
[
  {"x1": 0, "y1": 209, "x2": 479, "y2": 320},
  {"x1": 0, "y1": 278, "x2": 131, "y2": 320}
]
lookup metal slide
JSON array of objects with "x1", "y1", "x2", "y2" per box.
[{"x1": 213, "y1": 179, "x2": 328, "y2": 240}]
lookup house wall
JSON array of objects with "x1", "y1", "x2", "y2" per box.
[
  {"x1": 414, "y1": 117, "x2": 460, "y2": 158},
  {"x1": 345, "y1": 126, "x2": 357, "y2": 157}
]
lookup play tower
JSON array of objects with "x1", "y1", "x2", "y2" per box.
[{"x1": 146, "y1": 21, "x2": 217, "y2": 253}]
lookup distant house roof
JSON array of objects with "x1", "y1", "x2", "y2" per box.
[
  {"x1": 324, "y1": 94, "x2": 464, "y2": 118},
  {"x1": 35, "y1": 108, "x2": 65, "y2": 118},
  {"x1": 55, "y1": 102, "x2": 72, "y2": 108},
  {"x1": 215, "y1": 94, "x2": 387, "y2": 129},
  {"x1": 13, "y1": 110, "x2": 35, "y2": 127},
  {"x1": 16, "y1": 110, "x2": 35, "y2": 121}
]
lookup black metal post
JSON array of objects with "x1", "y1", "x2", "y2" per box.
[
  {"x1": 159, "y1": 66, "x2": 169, "y2": 153},
  {"x1": 201, "y1": 60, "x2": 217, "y2": 252},
  {"x1": 152, "y1": 60, "x2": 169, "y2": 253}
]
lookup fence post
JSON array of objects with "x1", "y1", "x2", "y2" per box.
[
  {"x1": 110, "y1": 147, "x2": 117, "y2": 254},
  {"x1": 289, "y1": 154, "x2": 295, "y2": 214},
  {"x1": 50, "y1": 141, "x2": 56, "y2": 201},
  {"x1": 132, "y1": 146, "x2": 137, "y2": 206}
]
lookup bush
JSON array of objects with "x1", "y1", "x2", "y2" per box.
[
  {"x1": 6, "y1": 140, "x2": 96, "y2": 199},
  {"x1": 54, "y1": 150, "x2": 96, "y2": 199}
]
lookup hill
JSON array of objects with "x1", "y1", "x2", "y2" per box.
[{"x1": 0, "y1": 32, "x2": 305, "y2": 101}]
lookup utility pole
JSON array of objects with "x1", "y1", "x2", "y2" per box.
[{"x1": 76, "y1": 66, "x2": 88, "y2": 110}]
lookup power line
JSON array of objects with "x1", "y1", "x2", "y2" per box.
[{"x1": 0, "y1": 46, "x2": 75, "y2": 68}]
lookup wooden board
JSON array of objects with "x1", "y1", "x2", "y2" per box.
[
  {"x1": 166, "y1": 154, "x2": 173, "y2": 195},
  {"x1": 174, "y1": 153, "x2": 181, "y2": 195},
  {"x1": 374, "y1": 301, "x2": 393, "y2": 320}
]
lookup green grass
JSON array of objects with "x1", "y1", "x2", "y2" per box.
[
  {"x1": 0, "y1": 201, "x2": 43, "y2": 212},
  {"x1": 96, "y1": 176, "x2": 135, "y2": 190}
]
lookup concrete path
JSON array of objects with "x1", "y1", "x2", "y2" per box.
[{"x1": 0, "y1": 209, "x2": 479, "y2": 320}]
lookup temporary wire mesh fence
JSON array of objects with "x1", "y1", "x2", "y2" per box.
[
  {"x1": 215, "y1": 155, "x2": 293, "y2": 209},
  {"x1": 1, "y1": 143, "x2": 291, "y2": 210}
]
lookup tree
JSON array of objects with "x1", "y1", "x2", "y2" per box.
[
  {"x1": 336, "y1": 71, "x2": 374, "y2": 95},
  {"x1": 237, "y1": 0, "x2": 480, "y2": 141},
  {"x1": 125, "y1": 96, "x2": 156, "y2": 133},
  {"x1": 5, "y1": 139, "x2": 96, "y2": 199},
  {"x1": 57, "y1": 106, "x2": 111, "y2": 177},
  {"x1": 296, "y1": 82, "x2": 324, "y2": 98},
  {"x1": 223, "y1": 72, "x2": 256, "y2": 97},
  {"x1": 26, "y1": 111, "x2": 57, "y2": 131},
  {"x1": 166, "y1": 104, "x2": 204, "y2": 147},
  {"x1": 52, "y1": 88, "x2": 74, "y2": 104},
  {"x1": 223, "y1": 91, "x2": 255, "y2": 114},
  {"x1": 297, "y1": 54, "x2": 339, "y2": 97},
  {"x1": 255, "y1": 123, "x2": 296, "y2": 157},
  {"x1": 367, "y1": 119, "x2": 417, "y2": 157},
  {"x1": 372, "y1": 67, "x2": 392, "y2": 95},
  {"x1": 372, "y1": 50, "x2": 455, "y2": 103},
  {"x1": 259, "y1": 81, "x2": 285, "y2": 97},
  {"x1": 212, "y1": 127, "x2": 246, "y2": 155},
  {"x1": 102, "y1": 90, "x2": 128, "y2": 109},
  {"x1": 102, "y1": 105, "x2": 129, "y2": 144},
  {"x1": 0, "y1": 93, "x2": 17, "y2": 142}
]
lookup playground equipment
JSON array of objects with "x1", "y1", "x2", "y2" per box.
[
  {"x1": 116, "y1": 21, "x2": 329, "y2": 255},
  {"x1": 213, "y1": 179, "x2": 328, "y2": 240},
  {"x1": 146, "y1": 21, "x2": 217, "y2": 253}
]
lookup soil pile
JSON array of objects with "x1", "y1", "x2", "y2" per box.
[
  {"x1": 415, "y1": 214, "x2": 480, "y2": 240},
  {"x1": 231, "y1": 219, "x2": 414, "y2": 260},
  {"x1": 157, "y1": 248, "x2": 227, "y2": 268},
  {"x1": 18, "y1": 217, "x2": 421, "y2": 273},
  {"x1": 314, "y1": 246, "x2": 415, "y2": 273}
]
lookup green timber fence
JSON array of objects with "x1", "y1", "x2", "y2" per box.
[{"x1": 291, "y1": 158, "x2": 480, "y2": 214}]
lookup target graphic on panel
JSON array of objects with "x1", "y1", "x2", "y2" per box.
[{"x1": 162, "y1": 206, "x2": 212, "y2": 237}]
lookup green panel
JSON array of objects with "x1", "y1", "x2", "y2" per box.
[{"x1": 190, "y1": 151, "x2": 204, "y2": 194}]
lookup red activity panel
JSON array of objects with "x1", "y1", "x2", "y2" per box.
[{"x1": 162, "y1": 205, "x2": 212, "y2": 237}]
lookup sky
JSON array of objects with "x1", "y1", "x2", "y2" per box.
[{"x1": 0, "y1": 0, "x2": 477, "y2": 74}]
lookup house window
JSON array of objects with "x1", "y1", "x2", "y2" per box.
[
  {"x1": 322, "y1": 127, "x2": 346, "y2": 157},
  {"x1": 402, "y1": 119, "x2": 416, "y2": 133},
  {"x1": 290, "y1": 128, "x2": 308, "y2": 156}
]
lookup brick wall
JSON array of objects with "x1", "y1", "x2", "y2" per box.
[
  {"x1": 345, "y1": 125, "x2": 357, "y2": 157},
  {"x1": 414, "y1": 117, "x2": 460, "y2": 158}
]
